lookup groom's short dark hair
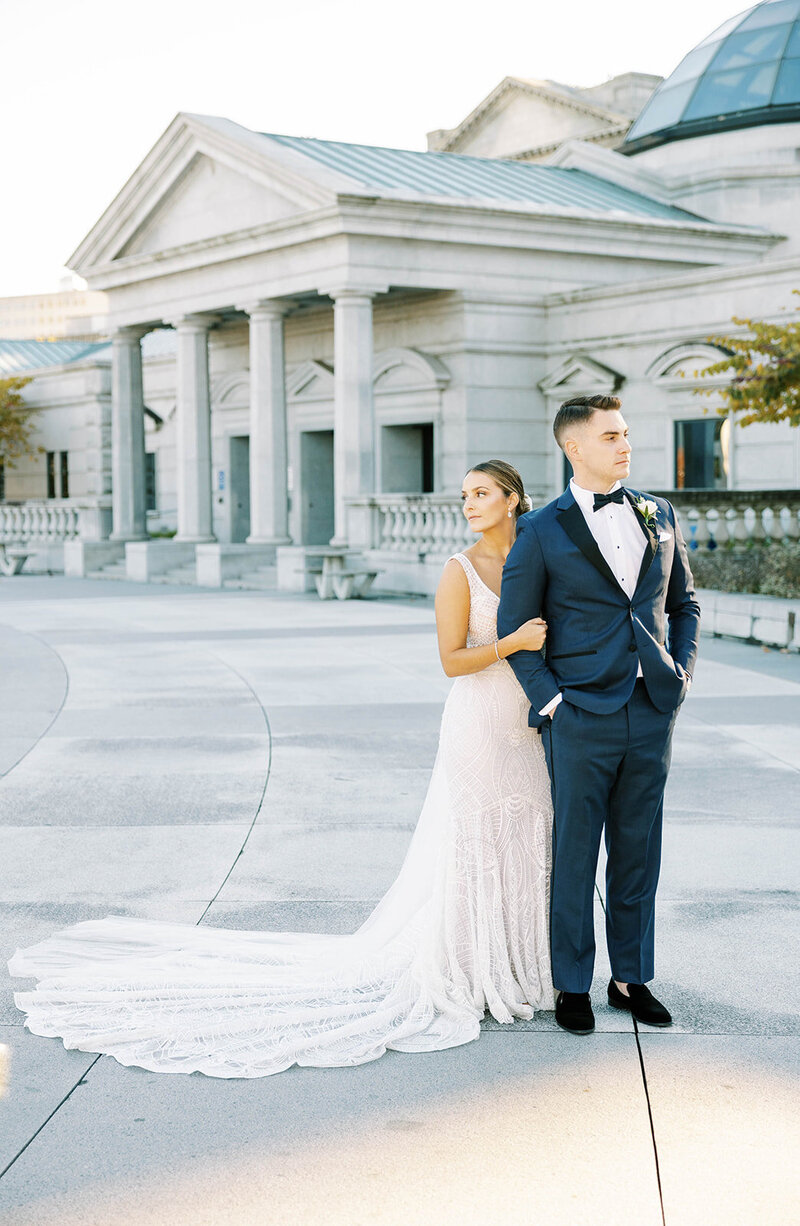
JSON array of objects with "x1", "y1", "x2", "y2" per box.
[{"x1": 553, "y1": 394, "x2": 622, "y2": 449}]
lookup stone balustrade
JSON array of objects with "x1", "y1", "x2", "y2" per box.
[
  {"x1": 350, "y1": 490, "x2": 800, "y2": 560},
  {"x1": 660, "y1": 491, "x2": 800, "y2": 551},
  {"x1": 359, "y1": 495, "x2": 473, "y2": 557},
  {"x1": 0, "y1": 501, "x2": 112, "y2": 544}
]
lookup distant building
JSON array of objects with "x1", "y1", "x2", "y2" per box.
[
  {"x1": 0, "y1": 289, "x2": 108, "y2": 342},
  {"x1": 3, "y1": 0, "x2": 799, "y2": 588}
]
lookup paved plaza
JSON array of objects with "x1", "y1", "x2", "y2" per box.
[{"x1": 0, "y1": 576, "x2": 798, "y2": 1225}]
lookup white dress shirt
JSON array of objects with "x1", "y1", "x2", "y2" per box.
[{"x1": 539, "y1": 479, "x2": 646, "y2": 717}]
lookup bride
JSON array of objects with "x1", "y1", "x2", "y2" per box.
[{"x1": 10, "y1": 460, "x2": 555, "y2": 1078}]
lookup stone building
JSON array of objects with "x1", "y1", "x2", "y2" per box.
[{"x1": 3, "y1": 0, "x2": 800, "y2": 591}]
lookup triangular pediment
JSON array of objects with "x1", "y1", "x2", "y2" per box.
[
  {"x1": 539, "y1": 354, "x2": 624, "y2": 396},
  {"x1": 287, "y1": 360, "x2": 334, "y2": 400},
  {"x1": 69, "y1": 114, "x2": 358, "y2": 275},
  {"x1": 432, "y1": 78, "x2": 628, "y2": 159},
  {"x1": 119, "y1": 153, "x2": 311, "y2": 258}
]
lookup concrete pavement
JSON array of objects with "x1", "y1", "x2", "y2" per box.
[{"x1": 0, "y1": 575, "x2": 798, "y2": 1225}]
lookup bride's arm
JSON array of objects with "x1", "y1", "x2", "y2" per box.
[{"x1": 435, "y1": 559, "x2": 546, "y2": 678}]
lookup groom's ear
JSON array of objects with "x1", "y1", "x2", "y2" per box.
[{"x1": 563, "y1": 437, "x2": 580, "y2": 465}]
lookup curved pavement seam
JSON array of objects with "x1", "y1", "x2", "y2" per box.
[
  {"x1": 0, "y1": 1056, "x2": 102, "y2": 1183},
  {"x1": 0, "y1": 626, "x2": 70, "y2": 781},
  {"x1": 0, "y1": 640, "x2": 272, "y2": 1181},
  {"x1": 195, "y1": 649, "x2": 274, "y2": 926}
]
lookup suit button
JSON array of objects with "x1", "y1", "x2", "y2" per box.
[{"x1": 628, "y1": 644, "x2": 637, "y2": 652}]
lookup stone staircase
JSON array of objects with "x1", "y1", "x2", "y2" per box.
[
  {"x1": 86, "y1": 558, "x2": 129, "y2": 581},
  {"x1": 83, "y1": 554, "x2": 279, "y2": 591},
  {"x1": 150, "y1": 562, "x2": 199, "y2": 586},
  {"x1": 222, "y1": 565, "x2": 277, "y2": 591}
]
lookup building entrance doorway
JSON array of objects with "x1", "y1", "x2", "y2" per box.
[
  {"x1": 381, "y1": 423, "x2": 434, "y2": 493},
  {"x1": 229, "y1": 435, "x2": 251, "y2": 542},
  {"x1": 300, "y1": 429, "x2": 334, "y2": 544}
]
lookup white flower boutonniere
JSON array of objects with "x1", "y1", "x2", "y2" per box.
[{"x1": 633, "y1": 497, "x2": 658, "y2": 527}]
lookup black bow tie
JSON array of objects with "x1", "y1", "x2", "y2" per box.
[{"x1": 593, "y1": 488, "x2": 626, "y2": 512}]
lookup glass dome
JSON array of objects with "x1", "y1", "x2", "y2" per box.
[{"x1": 623, "y1": 0, "x2": 800, "y2": 153}]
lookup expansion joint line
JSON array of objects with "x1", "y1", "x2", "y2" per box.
[
  {"x1": 632, "y1": 1017, "x2": 667, "y2": 1226},
  {"x1": 0, "y1": 1055, "x2": 102, "y2": 1182},
  {"x1": 594, "y1": 884, "x2": 667, "y2": 1226}
]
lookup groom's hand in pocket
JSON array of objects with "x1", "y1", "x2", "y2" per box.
[{"x1": 540, "y1": 693, "x2": 563, "y2": 722}]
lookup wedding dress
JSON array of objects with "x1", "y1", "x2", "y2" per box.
[{"x1": 10, "y1": 554, "x2": 554, "y2": 1078}]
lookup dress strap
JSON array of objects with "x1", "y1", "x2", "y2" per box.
[
  {"x1": 448, "y1": 553, "x2": 499, "y2": 603},
  {"x1": 449, "y1": 552, "x2": 475, "y2": 580}
]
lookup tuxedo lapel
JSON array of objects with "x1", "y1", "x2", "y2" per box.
[
  {"x1": 625, "y1": 489, "x2": 658, "y2": 591},
  {"x1": 556, "y1": 496, "x2": 623, "y2": 594}
]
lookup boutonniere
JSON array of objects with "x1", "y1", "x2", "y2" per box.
[{"x1": 633, "y1": 497, "x2": 658, "y2": 527}]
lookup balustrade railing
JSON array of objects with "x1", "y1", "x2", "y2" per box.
[
  {"x1": 0, "y1": 501, "x2": 110, "y2": 544},
  {"x1": 350, "y1": 491, "x2": 800, "y2": 558},
  {"x1": 659, "y1": 491, "x2": 800, "y2": 551},
  {"x1": 349, "y1": 495, "x2": 473, "y2": 557}
]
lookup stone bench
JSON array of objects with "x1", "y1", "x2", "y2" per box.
[
  {"x1": 0, "y1": 545, "x2": 32, "y2": 576},
  {"x1": 298, "y1": 563, "x2": 381, "y2": 600}
]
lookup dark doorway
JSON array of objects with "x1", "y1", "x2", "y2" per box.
[
  {"x1": 229, "y1": 435, "x2": 251, "y2": 542},
  {"x1": 381, "y1": 423, "x2": 434, "y2": 493},
  {"x1": 300, "y1": 429, "x2": 335, "y2": 544}
]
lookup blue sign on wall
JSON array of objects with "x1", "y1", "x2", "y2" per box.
[{"x1": 218, "y1": 470, "x2": 225, "y2": 492}]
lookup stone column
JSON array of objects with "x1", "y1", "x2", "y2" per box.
[
  {"x1": 243, "y1": 301, "x2": 291, "y2": 545},
  {"x1": 110, "y1": 326, "x2": 149, "y2": 541},
  {"x1": 172, "y1": 313, "x2": 219, "y2": 542},
  {"x1": 331, "y1": 290, "x2": 375, "y2": 545}
]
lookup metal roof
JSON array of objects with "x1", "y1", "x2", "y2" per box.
[
  {"x1": 264, "y1": 132, "x2": 701, "y2": 222},
  {"x1": 0, "y1": 339, "x2": 111, "y2": 375}
]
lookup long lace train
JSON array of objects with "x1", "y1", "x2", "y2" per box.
[{"x1": 10, "y1": 554, "x2": 554, "y2": 1077}]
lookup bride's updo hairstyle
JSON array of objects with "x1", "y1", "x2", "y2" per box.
[{"x1": 468, "y1": 460, "x2": 532, "y2": 520}]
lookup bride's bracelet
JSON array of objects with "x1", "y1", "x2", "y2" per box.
[{"x1": 494, "y1": 640, "x2": 501, "y2": 662}]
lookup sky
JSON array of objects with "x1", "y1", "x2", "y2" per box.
[{"x1": 1, "y1": 0, "x2": 745, "y2": 297}]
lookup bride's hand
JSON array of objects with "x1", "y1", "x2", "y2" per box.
[{"x1": 510, "y1": 618, "x2": 547, "y2": 652}]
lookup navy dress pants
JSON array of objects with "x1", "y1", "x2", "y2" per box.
[{"x1": 542, "y1": 680, "x2": 678, "y2": 994}]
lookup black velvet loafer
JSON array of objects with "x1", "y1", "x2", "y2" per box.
[
  {"x1": 555, "y1": 991, "x2": 595, "y2": 1034},
  {"x1": 608, "y1": 979, "x2": 672, "y2": 1027}
]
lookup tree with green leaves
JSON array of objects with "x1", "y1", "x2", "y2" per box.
[
  {"x1": 0, "y1": 376, "x2": 41, "y2": 466},
  {"x1": 695, "y1": 291, "x2": 800, "y2": 427}
]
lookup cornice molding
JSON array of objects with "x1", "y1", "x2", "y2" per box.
[
  {"x1": 543, "y1": 251, "x2": 800, "y2": 310},
  {"x1": 81, "y1": 190, "x2": 781, "y2": 319},
  {"x1": 512, "y1": 124, "x2": 631, "y2": 163}
]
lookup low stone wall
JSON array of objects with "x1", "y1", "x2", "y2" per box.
[{"x1": 697, "y1": 588, "x2": 800, "y2": 651}]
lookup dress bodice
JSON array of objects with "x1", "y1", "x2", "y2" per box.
[{"x1": 450, "y1": 552, "x2": 500, "y2": 649}]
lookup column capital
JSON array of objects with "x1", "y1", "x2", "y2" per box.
[
  {"x1": 321, "y1": 284, "x2": 389, "y2": 302},
  {"x1": 237, "y1": 298, "x2": 287, "y2": 320},
  {"x1": 167, "y1": 312, "x2": 221, "y2": 333},
  {"x1": 111, "y1": 325, "x2": 150, "y2": 345}
]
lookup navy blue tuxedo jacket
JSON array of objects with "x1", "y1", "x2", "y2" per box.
[{"x1": 497, "y1": 487, "x2": 701, "y2": 729}]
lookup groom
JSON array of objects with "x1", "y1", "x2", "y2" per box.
[{"x1": 498, "y1": 394, "x2": 700, "y2": 1034}]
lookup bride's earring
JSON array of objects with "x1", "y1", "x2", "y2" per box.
[{"x1": 508, "y1": 509, "x2": 513, "y2": 517}]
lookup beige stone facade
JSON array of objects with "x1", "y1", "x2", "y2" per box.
[{"x1": 3, "y1": 23, "x2": 800, "y2": 589}]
